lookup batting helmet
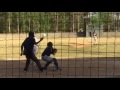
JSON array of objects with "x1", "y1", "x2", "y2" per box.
[{"x1": 47, "y1": 42, "x2": 53, "y2": 47}]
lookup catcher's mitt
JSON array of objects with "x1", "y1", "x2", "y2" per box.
[{"x1": 53, "y1": 48, "x2": 57, "y2": 54}]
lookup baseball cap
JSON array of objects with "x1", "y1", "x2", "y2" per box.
[{"x1": 29, "y1": 31, "x2": 35, "y2": 37}]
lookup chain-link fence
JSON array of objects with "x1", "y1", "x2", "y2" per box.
[{"x1": 0, "y1": 12, "x2": 120, "y2": 78}]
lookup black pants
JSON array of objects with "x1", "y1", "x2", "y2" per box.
[{"x1": 24, "y1": 53, "x2": 42, "y2": 71}]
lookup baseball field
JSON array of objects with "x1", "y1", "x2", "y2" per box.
[{"x1": 0, "y1": 34, "x2": 120, "y2": 78}]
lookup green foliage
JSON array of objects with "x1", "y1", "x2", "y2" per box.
[
  {"x1": 90, "y1": 12, "x2": 111, "y2": 25},
  {"x1": 91, "y1": 16, "x2": 99, "y2": 25},
  {"x1": 0, "y1": 12, "x2": 116, "y2": 33}
]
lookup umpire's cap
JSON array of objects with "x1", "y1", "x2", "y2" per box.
[
  {"x1": 29, "y1": 31, "x2": 35, "y2": 37},
  {"x1": 47, "y1": 42, "x2": 53, "y2": 47}
]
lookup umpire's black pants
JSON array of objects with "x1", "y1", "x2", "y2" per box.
[{"x1": 24, "y1": 53, "x2": 42, "y2": 71}]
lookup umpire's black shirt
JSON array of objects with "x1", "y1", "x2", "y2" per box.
[{"x1": 23, "y1": 36, "x2": 35, "y2": 54}]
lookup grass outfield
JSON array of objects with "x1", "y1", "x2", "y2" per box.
[{"x1": 0, "y1": 36, "x2": 120, "y2": 60}]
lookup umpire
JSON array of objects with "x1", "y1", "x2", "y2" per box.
[{"x1": 21, "y1": 31, "x2": 44, "y2": 72}]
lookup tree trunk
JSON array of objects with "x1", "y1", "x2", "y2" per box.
[
  {"x1": 83, "y1": 12, "x2": 89, "y2": 31},
  {"x1": 77, "y1": 12, "x2": 80, "y2": 32},
  {"x1": 78, "y1": 12, "x2": 84, "y2": 31},
  {"x1": 83, "y1": 12, "x2": 86, "y2": 31},
  {"x1": 68, "y1": 12, "x2": 75, "y2": 32},
  {"x1": 29, "y1": 19, "x2": 31, "y2": 31},
  {"x1": 17, "y1": 16, "x2": 19, "y2": 33},
  {"x1": 54, "y1": 12, "x2": 59, "y2": 32},
  {"x1": 72, "y1": 12, "x2": 75, "y2": 32},
  {"x1": 8, "y1": 16, "x2": 11, "y2": 33}
]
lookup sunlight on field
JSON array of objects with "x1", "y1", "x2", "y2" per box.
[{"x1": 0, "y1": 34, "x2": 120, "y2": 60}]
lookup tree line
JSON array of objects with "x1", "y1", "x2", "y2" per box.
[{"x1": 0, "y1": 12, "x2": 118, "y2": 33}]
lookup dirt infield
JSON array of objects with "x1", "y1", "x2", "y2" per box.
[{"x1": 0, "y1": 57, "x2": 120, "y2": 78}]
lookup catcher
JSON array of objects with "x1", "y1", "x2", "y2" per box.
[{"x1": 41, "y1": 42, "x2": 61, "y2": 71}]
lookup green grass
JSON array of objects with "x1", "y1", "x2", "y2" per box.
[
  {"x1": 0, "y1": 37, "x2": 120, "y2": 60},
  {"x1": 40, "y1": 42, "x2": 120, "y2": 58},
  {"x1": 78, "y1": 43, "x2": 120, "y2": 57}
]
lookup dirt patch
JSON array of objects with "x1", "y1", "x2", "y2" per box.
[
  {"x1": 69, "y1": 43, "x2": 92, "y2": 48},
  {"x1": 0, "y1": 57, "x2": 120, "y2": 78}
]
